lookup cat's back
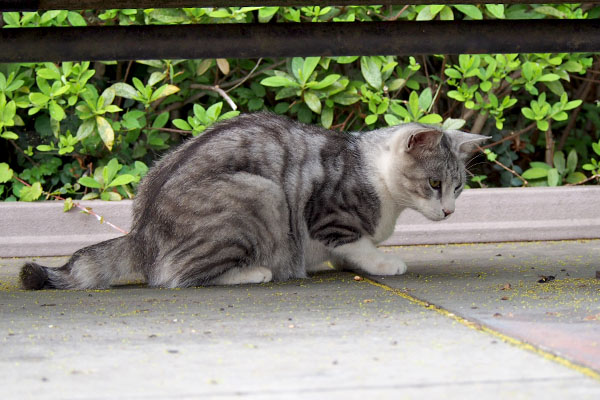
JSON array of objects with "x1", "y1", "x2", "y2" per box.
[{"x1": 132, "y1": 113, "x2": 351, "y2": 221}]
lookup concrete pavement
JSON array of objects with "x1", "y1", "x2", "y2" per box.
[{"x1": 1, "y1": 240, "x2": 599, "y2": 399}]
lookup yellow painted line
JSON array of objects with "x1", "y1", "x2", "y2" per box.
[{"x1": 363, "y1": 277, "x2": 600, "y2": 382}]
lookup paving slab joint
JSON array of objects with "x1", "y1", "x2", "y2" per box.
[{"x1": 361, "y1": 276, "x2": 600, "y2": 382}]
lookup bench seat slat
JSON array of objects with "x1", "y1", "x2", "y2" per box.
[{"x1": 0, "y1": 20, "x2": 598, "y2": 63}]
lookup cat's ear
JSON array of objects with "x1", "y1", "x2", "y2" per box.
[
  {"x1": 447, "y1": 131, "x2": 490, "y2": 160},
  {"x1": 405, "y1": 129, "x2": 444, "y2": 154}
]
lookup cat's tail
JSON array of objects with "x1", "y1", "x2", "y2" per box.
[{"x1": 20, "y1": 236, "x2": 135, "y2": 290}]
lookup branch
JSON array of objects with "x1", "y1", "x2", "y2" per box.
[
  {"x1": 481, "y1": 122, "x2": 537, "y2": 150},
  {"x1": 224, "y1": 57, "x2": 262, "y2": 92},
  {"x1": 220, "y1": 59, "x2": 286, "y2": 89},
  {"x1": 9, "y1": 139, "x2": 38, "y2": 166},
  {"x1": 13, "y1": 176, "x2": 128, "y2": 235},
  {"x1": 566, "y1": 174, "x2": 600, "y2": 186},
  {"x1": 476, "y1": 145, "x2": 528, "y2": 186},
  {"x1": 153, "y1": 127, "x2": 190, "y2": 134},
  {"x1": 189, "y1": 83, "x2": 237, "y2": 110}
]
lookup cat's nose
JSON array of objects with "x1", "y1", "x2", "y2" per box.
[{"x1": 443, "y1": 208, "x2": 454, "y2": 217}]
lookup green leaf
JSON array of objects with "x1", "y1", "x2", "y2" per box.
[
  {"x1": 260, "y1": 76, "x2": 298, "y2": 87},
  {"x1": 416, "y1": 6, "x2": 435, "y2": 21},
  {"x1": 258, "y1": 7, "x2": 279, "y2": 23},
  {"x1": 522, "y1": 167, "x2": 549, "y2": 180},
  {"x1": 108, "y1": 174, "x2": 136, "y2": 188},
  {"x1": 49, "y1": 100, "x2": 65, "y2": 121},
  {"x1": 151, "y1": 84, "x2": 179, "y2": 101},
  {"x1": 360, "y1": 57, "x2": 382, "y2": 90},
  {"x1": 103, "y1": 158, "x2": 120, "y2": 186},
  {"x1": 76, "y1": 119, "x2": 95, "y2": 140},
  {"x1": 19, "y1": 182, "x2": 43, "y2": 202},
  {"x1": 442, "y1": 118, "x2": 466, "y2": 130},
  {"x1": 2, "y1": 99, "x2": 16, "y2": 123},
  {"x1": 101, "y1": 191, "x2": 122, "y2": 201},
  {"x1": 485, "y1": 4, "x2": 504, "y2": 19},
  {"x1": 331, "y1": 91, "x2": 360, "y2": 106},
  {"x1": 547, "y1": 168, "x2": 560, "y2": 186},
  {"x1": 538, "y1": 74, "x2": 560, "y2": 82},
  {"x1": 110, "y1": 82, "x2": 138, "y2": 99},
  {"x1": 78, "y1": 176, "x2": 102, "y2": 189},
  {"x1": 537, "y1": 120, "x2": 549, "y2": 131},
  {"x1": 36, "y1": 68, "x2": 61, "y2": 80},
  {"x1": 592, "y1": 142, "x2": 600, "y2": 156},
  {"x1": 303, "y1": 91, "x2": 322, "y2": 114},
  {"x1": 384, "y1": 114, "x2": 402, "y2": 126},
  {"x1": 309, "y1": 74, "x2": 340, "y2": 90},
  {"x1": 132, "y1": 77, "x2": 146, "y2": 93},
  {"x1": 530, "y1": 162, "x2": 552, "y2": 170},
  {"x1": 534, "y1": 6, "x2": 566, "y2": 19},
  {"x1": 152, "y1": 112, "x2": 169, "y2": 129},
  {"x1": 439, "y1": 6, "x2": 454, "y2": 20},
  {"x1": 36, "y1": 145, "x2": 53, "y2": 151},
  {"x1": 101, "y1": 88, "x2": 116, "y2": 108},
  {"x1": 321, "y1": 106, "x2": 334, "y2": 129},
  {"x1": 96, "y1": 116, "x2": 114, "y2": 151},
  {"x1": 0, "y1": 162, "x2": 13, "y2": 183},
  {"x1": 29, "y1": 92, "x2": 50, "y2": 107},
  {"x1": 418, "y1": 114, "x2": 443, "y2": 124},
  {"x1": 365, "y1": 114, "x2": 378, "y2": 125},
  {"x1": 206, "y1": 102, "x2": 223, "y2": 121},
  {"x1": 565, "y1": 172, "x2": 587, "y2": 184},
  {"x1": 454, "y1": 5, "x2": 482, "y2": 20},
  {"x1": 418, "y1": 88, "x2": 433, "y2": 112},
  {"x1": 173, "y1": 119, "x2": 192, "y2": 131},
  {"x1": 566, "y1": 149, "x2": 578, "y2": 173},
  {"x1": 1, "y1": 131, "x2": 19, "y2": 140},
  {"x1": 67, "y1": 11, "x2": 87, "y2": 26},
  {"x1": 444, "y1": 68, "x2": 462, "y2": 79},
  {"x1": 552, "y1": 111, "x2": 568, "y2": 121},
  {"x1": 63, "y1": 197, "x2": 74, "y2": 212},
  {"x1": 521, "y1": 107, "x2": 535, "y2": 120},
  {"x1": 302, "y1": 57, "x2": 320, "y2": 85},
  {"x1": 335, "y1": 56, "x2": 359, "y2": 64},
  {"x1": 564, "y1": 99, "x2": 582, "y2": 111},
  {"x1": 408, "y1": 91, "x2": 420, "y2": 119},
  {"x1": 553, "y1": 152, "x2": 566, "y2": 174}
]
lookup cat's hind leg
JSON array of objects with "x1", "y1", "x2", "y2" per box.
[{"x1": 149, "y1": 173, "x2": 304, "y2": 288}]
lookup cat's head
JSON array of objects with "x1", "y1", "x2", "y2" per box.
[{"x1": 383, "y1": 124, "x2": 489, "y2": 221}]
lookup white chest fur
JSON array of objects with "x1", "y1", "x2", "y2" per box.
[{"x1": 372, "y1": 199, "x2": 402, "y2": 244}]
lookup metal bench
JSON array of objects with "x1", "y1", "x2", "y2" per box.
[{"x1": 1, "y1": 1, "x2": 599, "y2": 62}]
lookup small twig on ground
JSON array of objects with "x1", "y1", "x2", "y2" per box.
[
  {"x1": 13, "y1": 176, "x2": 129, "y2": 235},
  {"x1": 189, "y1": 83, "x2": 237, "y2": 110}
]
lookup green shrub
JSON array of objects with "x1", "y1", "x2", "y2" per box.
[{"x1": 1, "y1": 4, "x2": 599, "y2": 202}]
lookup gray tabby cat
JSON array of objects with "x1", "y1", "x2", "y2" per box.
[{"x1": 20, "y1": 112, "x2": 487, "y2": 290}]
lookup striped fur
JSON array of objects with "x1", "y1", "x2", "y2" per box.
[{"x1": 21, "y1": 113, "x2": 487, "y2": 289}]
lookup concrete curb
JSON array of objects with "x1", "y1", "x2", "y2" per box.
[{"x1": 1, "y1": 187, "x2": 599, "y2": 257}]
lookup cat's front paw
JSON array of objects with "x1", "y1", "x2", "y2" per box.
[{"x1": 364, "y1": 253, "x2": 408, "y2": 276}]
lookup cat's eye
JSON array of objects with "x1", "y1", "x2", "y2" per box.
[
  {"x1": 455, "y1": 184, "x2": 462, "y2": 192},
  {"x1": 429, "y1": 179, "x2": 441, "y2": 189}
]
